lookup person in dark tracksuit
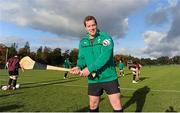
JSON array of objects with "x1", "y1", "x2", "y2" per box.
[
  {"x1": 63, "y1": 58, "x2": 71, "y2": 79},
  {"x1": 70, "y1": 16, "x2": 123, "y2": 112}
]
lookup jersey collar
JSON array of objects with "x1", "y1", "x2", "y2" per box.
[{"x1": 86, "y1": 29, "x2": 100, "y2": 40}]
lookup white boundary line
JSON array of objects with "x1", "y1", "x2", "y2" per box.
[
  {"x1": 121, "y1": 87, "x2": 180, "y2": 93},
  {"x1": 57, "y1": 84, "x2": 180, "y2": 93},
  {"x1": 21, "y1": 82, "x2": 180, "y2": 93}
]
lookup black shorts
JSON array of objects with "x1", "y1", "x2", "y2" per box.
[
  {"x1": 88, "y1": 79, "x2": 120, "y2": 96},
  {"x1": 8, "y1": 69, "x2": 19, "y2": 76}
]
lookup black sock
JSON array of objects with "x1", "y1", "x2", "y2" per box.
[
  {"x1": 8, "y1": 78, "x2": 13, "y2": 86},
  {"x1": 12, "y1": 80, "x2": 17, "y2": 87},
  {"x1": 64, "y1": 72, "x2": 68, "y2": 78},
  {"x1": 89, "y1": 107, "x2": 99, "y2": 112},
  {"x1": 133, "y1": 75, "x2": 136, "y2": 80},
  {"x1": 113, "y1": 109, "x2": 123, "y2": 112}
]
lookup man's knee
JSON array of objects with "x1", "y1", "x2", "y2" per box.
[
  {"x1": 108, "y1": 93, "x2": 122, "y2": 111},
  {"x1": 12, "y1": 76, "x2": 17, "y2": 80},
  {"x1": 89, "y1": 101, "x2": 99, "y2": 109},
  {"x1": 89, "y1": 96, "x2": 100, "y2": 109}
]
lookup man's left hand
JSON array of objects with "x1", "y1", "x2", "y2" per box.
[{"x1": 80, "y1": 67, "x2": 90, "y2": 77}]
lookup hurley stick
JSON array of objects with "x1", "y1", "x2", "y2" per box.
[
  {"x1": 20, "y1": 56, "x2": 70, "y2": 71},
  {"x1": 20, "y1": 56, "x2": 95, "y2": 77}
]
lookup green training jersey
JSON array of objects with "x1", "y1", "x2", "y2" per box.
[
  {"x1": 64, "y1": 58, "x2": 71, "y2": 68},
  {"x1": 118, "y1": 63, "x2": 124, "y2": 70},
  {"x1": 77, "y1": 30, "x2": 118, "y2": 83}
]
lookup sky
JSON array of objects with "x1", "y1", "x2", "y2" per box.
[{"x1": 0, "y1": 0, "x2": 180, "y2": 59}]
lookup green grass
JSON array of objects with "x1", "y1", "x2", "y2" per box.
[{"x1": 0, "y1": 65, "x2": 180, "y2": 112}]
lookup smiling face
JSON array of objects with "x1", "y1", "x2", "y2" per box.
[{"x1": 85, "y1": 19, "x2": 97, "y2": 39}]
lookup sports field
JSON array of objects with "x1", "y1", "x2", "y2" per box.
[{"x1": 0, "y1": 65, "x2": 180, "y2": 112}]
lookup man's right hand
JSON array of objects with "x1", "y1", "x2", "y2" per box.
[{"x1": 70, "y1": 67, "x2": 81, "y2": 75}]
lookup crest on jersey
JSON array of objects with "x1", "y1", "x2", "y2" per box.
[
  {"x1": 98, "y1": 38, "x2": 101, "y2": 43},
  {"x1": 103, "y1": 39, "x2": 110, "y2": 46}
]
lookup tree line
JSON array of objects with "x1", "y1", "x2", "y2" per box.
[{"x1": 0, "y1": 42, "x2": 180, "y2": 69}]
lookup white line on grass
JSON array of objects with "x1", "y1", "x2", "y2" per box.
[
  {"x1": 120, "y1": 87, "x2": 180, "y2": 93},
  {"x1": 21, "y1": 82, "x2": 180, "y2": 93},
  {"x1": 0, "y1": 79, "x2": 8, "y2": 81},
  {"x1": 57, "y1": 84, "x2": 180, "y2": 93}
]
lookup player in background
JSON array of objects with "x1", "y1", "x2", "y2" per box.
[
  {"x1": 63, "y1": 57, "x2": 71, "y2": 79},
  {"x1": 118, "y1": 60, "x2": 125, "y2": 77},
  {"x1": 6, "y1": 54, "x2": 22, "y2": 90},
  {"x1": 129, "y1": 61, "x2": 142, "y2": 83}
]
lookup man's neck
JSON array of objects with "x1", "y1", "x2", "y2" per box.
[{"x1": 89, "y1": 35, "x2": 94, "y2": 39}]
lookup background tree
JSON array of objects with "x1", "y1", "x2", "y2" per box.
[
  {"x1": 42, "y1": 46, "x2": 51, "y2": 64},
  {"x1": 36, "y1": 46, "x2": 43, "y2": 63},
  {"x1": 1, "y1": 42, "x2": 180, "y2": 69},
  {"x1": 29, "y1": 52, "x2": 36, "y2": 60},
  {"x1": 18, "y1": 41, "x2": 30, "y2": 57},
  {"x1": 0, "y1": 44, "x2": 7, "y2": 68},
  {"x1": 8, "y1": 43, "x2": 18, "y2": 58},
  {"x1": 172, "y1": 56, "x2": 180, "y2": 64},
  {"x1": 50, "y1": 48, "x2": 63, "y2": 66},
  {"x1": 69, "y1": 48, "x2": 78, "y2": 67},
  {"x1": 24, "y1": 41, "x2": 30, "y2": 54},
  {"x1": 157, "y1": 56, "x2": 170, "y2": 65}
]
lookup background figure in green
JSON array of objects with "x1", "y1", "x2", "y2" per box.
[
  {"x1": 118, "y1": 60, "x2": 125, "y2": 77},
  {"x1": 63, "y1": 58, "x2": 71, "y2": 79}
]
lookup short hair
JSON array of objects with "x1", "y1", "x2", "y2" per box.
[{"x1": 83, "y1": 16, "x2": 97, "y2": 27}]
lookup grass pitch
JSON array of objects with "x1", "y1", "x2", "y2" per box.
[{"x1": 0, "y1": 65, "x2": 180, "y2": 112}]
